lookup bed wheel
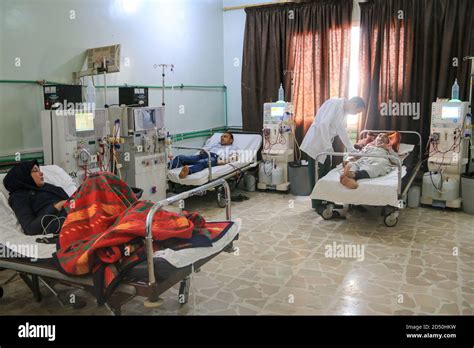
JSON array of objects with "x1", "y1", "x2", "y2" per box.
[
  {"x1": 384, "y1": 212, "x2": 399, "y2": 227},
  {"x1": 216, "y1": 188, "x2": 227, "y2": 208},
  {"x1": 178, "y1": 277, "x2": 190, "y2": 305},
  {"x1": 321, "y1": 205, "x2": 335, "y2": 220}
]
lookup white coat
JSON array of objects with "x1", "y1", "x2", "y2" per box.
[{"x1": 300, "y1": 98, "x2": 355, "y2": 164}]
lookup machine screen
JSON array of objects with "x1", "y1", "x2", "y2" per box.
[
  {"x1": 135, "y1": 109, "x2": 156, "y2": 131},
  {"x1": 75, "y1": 112, "x2": 95, "y2": 132},
  {"x1": 441, "y1": 106, "x2": 460, "y2": 119},
  {"x1": 271, "y1": 107, "x2": 285, "y2": 118}
]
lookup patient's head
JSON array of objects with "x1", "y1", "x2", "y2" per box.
[
  {"x1": 220, "y1": 132, "x2": 234, "y2": 146},
  {"x1": 375, "y1": 133, "x2": 389, "y2": 147},
  {"x1": 31, "y1": 164, "x2": 45, "y2": 187},
  {"x1": 3, "y1": 160, "x2": 44, "y2": 193}
]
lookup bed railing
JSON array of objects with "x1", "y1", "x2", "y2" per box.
[
  {"x1": 171, "y1": 146, "x2": 213, "y2": 181},
  {"x1": 143, "y1": 178, "x2": 231, "y2": 305},
  {"x1": 314, "y1": 152, "x2": 403, "y2": 195},
  {"x1": 359, "y1": 130, "x2": 423, "y2": 160}
]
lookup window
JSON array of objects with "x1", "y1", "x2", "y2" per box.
[{"x1": 347, "y1": 25, "x2": 360, "y2": 141}]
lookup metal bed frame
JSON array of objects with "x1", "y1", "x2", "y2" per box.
[
  {"x1": 0, "y1": 179, "x2": 236, "y2": 315},
  {"x1": 169, "y1": 131, "x2": 262, "y2": 207},
  {"x1": 314, "y1": 130, "x2": 423, "y2": 227}
]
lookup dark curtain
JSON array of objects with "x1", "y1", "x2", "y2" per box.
[
  {"x1": 241, "y1": 4, "x2": 293, "y2": 134},
  {"x1": 241, "y1": 0, "x2": 353, "y2": 144},
  {"x1": 359, "y1": 0, "x2": 474, "y2": 149}
]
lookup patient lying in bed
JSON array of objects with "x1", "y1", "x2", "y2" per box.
[
  {"x1": 3, "y1": 160, "x2": 69, "y2": 236},
  {"x1": 170, "y1": 132, "x2": 240, "y2": 179},
  {"x1": 340, "y1": 133, "x2": 398, "y2": 189}
]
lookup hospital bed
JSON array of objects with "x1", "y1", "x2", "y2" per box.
[
  {"x1": 168, "y1": 132, "x2": 262, "y2": 207},
  {"x1": 311, "y1": 130, "x2": 423, "y2": 227},
  {"x1": 0, "y1": 165, "x2": 240, "y2": 315}
]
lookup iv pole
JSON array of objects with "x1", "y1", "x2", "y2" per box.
[
  {"x1": 283, "y1": 70, "x2": 295, "y2": 105},
  {"x1": 155, "y1": 64, "x2": 175, "y2": 108},
  {"x1": 463, "y1": 56, "x2": 474, "y2": 173},
  {"x1": 464, "y1": 56, "x2": 474, "y2": 108},
  {"x1": 284, "y1": 69, "x2": 300, "y2": 161}
]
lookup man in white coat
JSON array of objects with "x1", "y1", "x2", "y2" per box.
[{"x1": 300, "y1": 97, "x2": 366, "y2": 210}]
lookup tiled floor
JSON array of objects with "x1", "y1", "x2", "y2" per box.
[{"x1": 1, "y1": 189, "x2": 473, "y2": 315}]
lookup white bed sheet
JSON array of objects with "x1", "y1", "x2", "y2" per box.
[
  {"x1": 398, "y1": 143, "x2": 415, "y2": 155},
  {"x1": 310, "y1": 142, "x2": 415, "y2": 207},
  {"x1": 1, "y1": 165, "x2": 241, "y2": 265},
  {"x1": 168, "y1": 133, "x2": 262, "y2": 186},
  {"x1": 153, "y1": 218, "x2": 241, "y2": 268},
  {"x1": 311, "y1": 165, "x2": 407, "y2": 207}
]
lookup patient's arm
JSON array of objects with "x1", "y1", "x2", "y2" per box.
[{"x1": 9, "y1": 193, "x2": 62, "y2": 236}]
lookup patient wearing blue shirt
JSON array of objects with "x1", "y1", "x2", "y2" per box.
[{"x1": 170, "y1": 132, "x2": 239, "y2": 179}]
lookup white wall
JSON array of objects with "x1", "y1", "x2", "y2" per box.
[
  {"x1": 0, "y1": 0, "x2": 225, "y2": 156},
  {"x1": 222, "y1": 0, "x2": 263, "y2": 128}
]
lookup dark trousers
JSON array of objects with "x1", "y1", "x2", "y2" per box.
[
  {"x1": 308, "y1": 156, "x2": 331, "y2": 209},
  {"x1": 170, "y1": 152, "x2": 218, "y2": 175}
]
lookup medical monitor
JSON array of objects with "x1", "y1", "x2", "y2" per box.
[
  {"x1": 75, "y1": 112, "x2": 95, "y2": 133},
  {"x1": 441, "y1": 105, "x2": 461, "y2": 120},
  {"x1": 271, "y1": 106, "x2": 285, "y2": 118},
  {"x1": 127, "y1": 107, "x2": 165, "y2": 133},
  {"x1": 135, "y1": 108, "x2": 156, "y2": 131}
]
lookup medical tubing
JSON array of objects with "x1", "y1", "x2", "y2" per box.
[
  {"x1": 263, "y1": 160, "x2": 273, "y2": 176},
  {"x1": 427, "y1": 127, "x2": 463, "y2": 192},
  {"x1": 430, "y1": 171, "x2": 446, "y2": 194},
  {"x1": 294, "y1": 136, "x2": 302, "y2": 161},
  {"x1": 41, "y1": 214, "x2": 67, "y2": 235}
]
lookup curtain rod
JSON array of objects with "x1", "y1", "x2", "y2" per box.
[{"x1": 223, "y1": 0, "x2": 294, "y2": 12}]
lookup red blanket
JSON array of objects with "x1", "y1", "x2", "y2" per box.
[{"x1": 53, "y1": 172, "x2": 233, "y2": 304}]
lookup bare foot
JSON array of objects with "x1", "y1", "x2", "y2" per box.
[
  {"x1": 340, "y1": 175, "x2": 346, "y2": 184},
  {"x1": 340, "y1": 175, "x2": 359, "y2": 189},
  {"x1": 179, "y1": 165, "x2": 190, "y2": 178}
]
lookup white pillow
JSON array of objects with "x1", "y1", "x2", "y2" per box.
[
  {"x1": 203, "y1": 133, "x2": 262, "y2": 163},
  {"x1": 0, "y1": 165, "x2": 77, "y2": 198},
  {"x1": 41, "y1": 165, "x2": 78, "y2": 196},
  {"x1": 398, "y1": 143, "x2": 415, "y2": 156},
  {"x1": 0, "y1": 190, "x2": 15, "y2": 217},
  {"x1": 0, "y1": 172, "x2": 10, "y2": 198}
]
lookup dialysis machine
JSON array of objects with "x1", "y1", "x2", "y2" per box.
[
  {"x1": 421, "y1": 101, "x2": 472, "y2": 208},
  {"x1": 258, "y1": 102, "x2": 295, "y2": 191},
  {"x1": 107, "y1": 106, "x2": 167, "y2": 202},
  {"x1": 41, "y1": 108, "x2": 109, "y2": 185}
]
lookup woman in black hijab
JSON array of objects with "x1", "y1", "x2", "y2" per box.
[{"x1": 3, "y1": 160, "x2": 69, "y2": 236}]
